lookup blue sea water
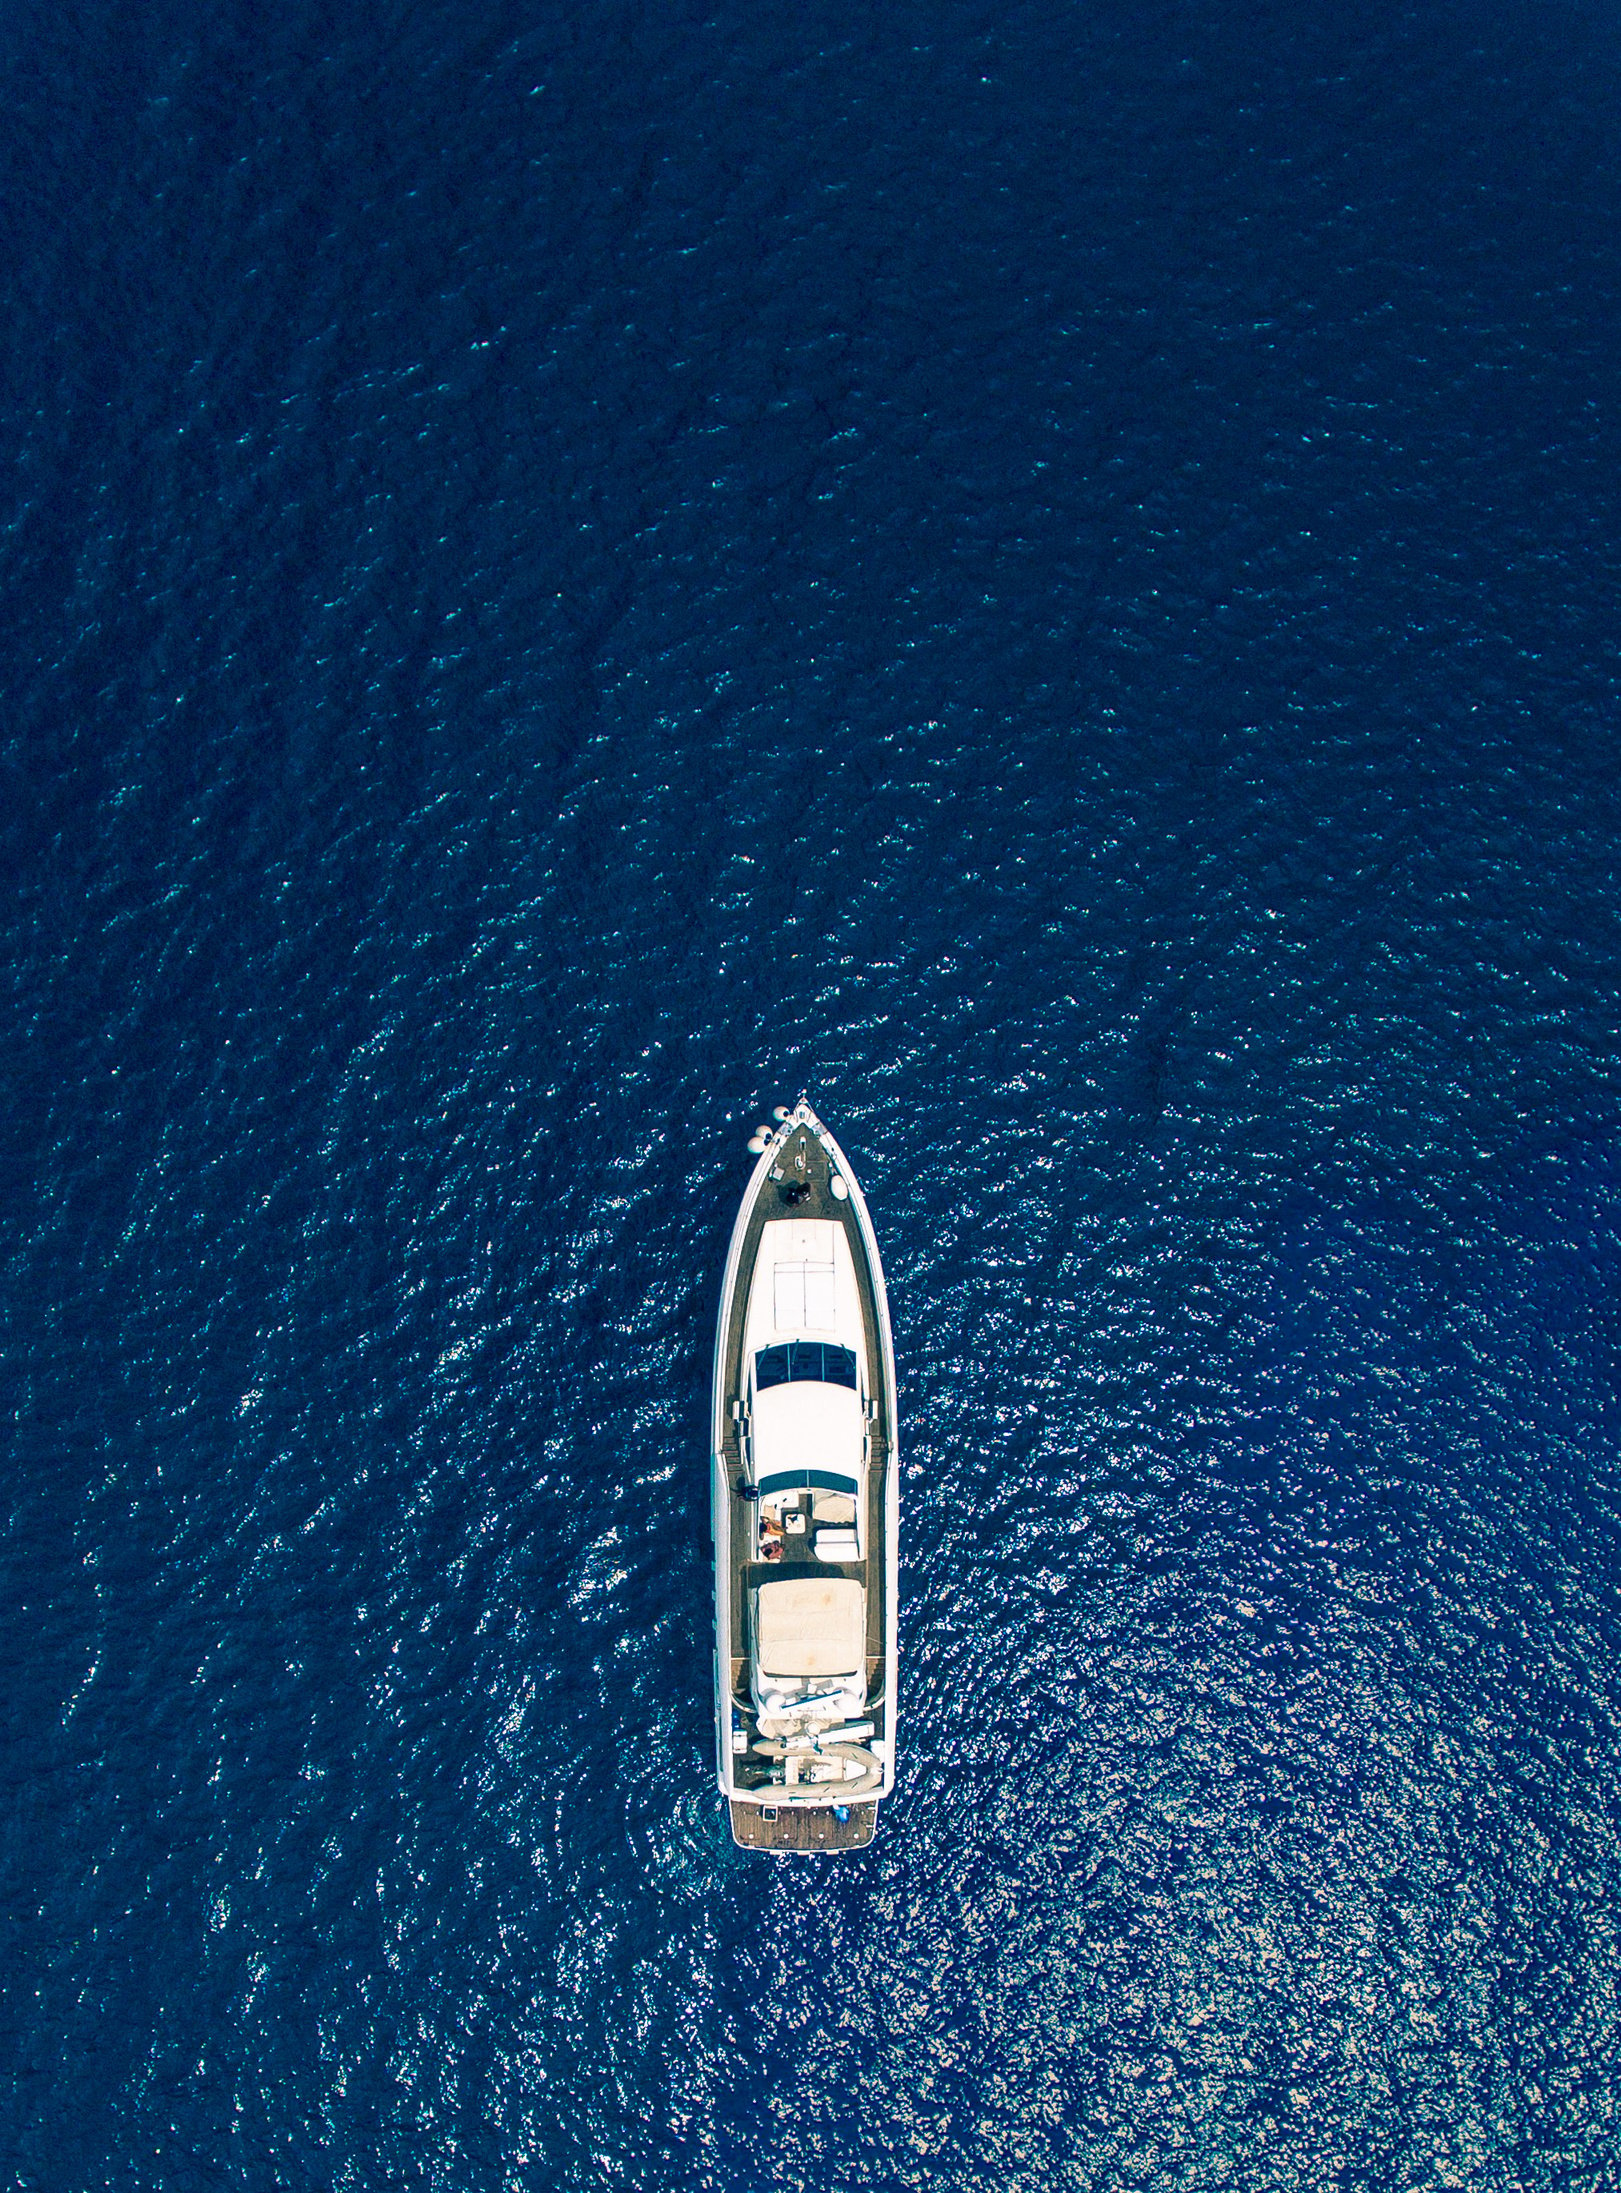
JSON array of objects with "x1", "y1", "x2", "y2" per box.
[{"x1": 5, "y1": 0, "x2": 1621, "y2": 2185}]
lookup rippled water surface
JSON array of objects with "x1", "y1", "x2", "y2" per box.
[{"x1": 5, "y1": 2, "x2": 1621, "y2": 2187}]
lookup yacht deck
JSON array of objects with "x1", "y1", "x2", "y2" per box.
[{"x1": 715, "y1": 1112, "x2": 895, "y2": 1851}]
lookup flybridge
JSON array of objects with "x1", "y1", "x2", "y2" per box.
[{"x1": 710, "y1": 1102, "x2": 900, "y2": 1853}]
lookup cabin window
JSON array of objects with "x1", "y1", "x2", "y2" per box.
[
  {"x1": 754, "y1": 1342, "x2": 858, "y2": 1392},
  {"x1": 755, "y1": 1468, "x2": 860, "y2": 1498}
]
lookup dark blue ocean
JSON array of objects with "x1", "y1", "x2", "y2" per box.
[{"x1": 5, "y1": 1, "x2": 1621, "y2": 2186}]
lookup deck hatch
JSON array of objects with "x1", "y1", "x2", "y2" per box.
[{"x1": 773, "y1": 1257, "x2": 837, "y2": 1332}]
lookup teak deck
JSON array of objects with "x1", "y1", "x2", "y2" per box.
[{"x1": 730, "y1": 1799, "x2": 878, "y2": 1852}]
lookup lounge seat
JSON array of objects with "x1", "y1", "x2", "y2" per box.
[
  {"x1": 754, "y1": 1576, "x2": 864, "y2": 1678},
  {"x1": 814, "y1": 1527, "x2": 860, "y2": 1563},
  {"x1": 811, "y1": 1492, "x2": 857, "y2": 1526}
]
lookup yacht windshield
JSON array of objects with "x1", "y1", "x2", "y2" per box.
[{"x1": 754, "y1": 1342, "x2": 858, "y2": 1392}]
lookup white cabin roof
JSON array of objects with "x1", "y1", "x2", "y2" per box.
[{"x1": 751, "y1": 1381, "x2": 863, "y2": 1485}]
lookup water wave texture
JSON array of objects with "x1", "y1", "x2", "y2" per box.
[{"x1": 4, "y1": 1, "x2": 1621, "y2": 2188}]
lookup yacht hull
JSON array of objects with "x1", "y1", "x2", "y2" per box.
[{"x1": 711, "y1": 1103, "x2": 898, "y2": 1852}]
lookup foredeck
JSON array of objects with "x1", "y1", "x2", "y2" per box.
[{"x1": 715, "y1": 1113, "x2": 895, "y2": 1852}]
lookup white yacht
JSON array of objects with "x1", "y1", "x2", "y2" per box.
[{"x1": 711, "y1": 1101, "x2": 899, "y2": 1851}]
